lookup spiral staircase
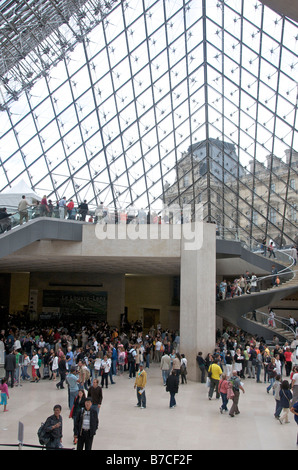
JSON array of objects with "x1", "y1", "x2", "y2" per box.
[{"x1": 216, "y1": 241, "x2": 298, "y2": 343}]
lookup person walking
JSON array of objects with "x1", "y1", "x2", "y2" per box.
[
  {"x1": 273, "y1": 375, "x2": 282, "y2": 420},
  {"x1": 218, "y1": 373, "x2": 229, "y2": 414},
  {"x1": 266, "y1": 357, "x2": 277, "y2": 394},
  {"x1": 166, "y1": 370, "x2": 179, "y2": 409},
  {"x1": 134, "y1": 364, "x2": 147, "y2": 409},
  {"x1": 208, "y1": 359, "x2": 223, "y2": 400},
  {"x1": 229, "y1": 370, "x2": 245, "y2": 418},
  {"x1": 74, "y1": 397, "x2": 99, "y2": 450},
  {"x1": 4, "y1": 350, "x2": 16, "y2": 388},
  {"x1": 279, "y1": 380, "x2": 293, "y2": 424},
  {"x1": 160, "y1": 352, "x2": 171, "y2": 386}
]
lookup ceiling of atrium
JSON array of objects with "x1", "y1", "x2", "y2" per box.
[{"x1": 0, "y1": 0, "x2": 297, "y2": 246}]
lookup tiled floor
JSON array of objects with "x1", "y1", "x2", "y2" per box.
[{"x1": 0, "y1": 363, "x2": 297, "y2": 451}]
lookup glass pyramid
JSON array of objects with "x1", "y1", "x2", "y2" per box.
[{"x1": 0, "y1": 0, "x2": 297, "y2": 246}]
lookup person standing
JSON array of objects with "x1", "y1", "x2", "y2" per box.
[
  {"x1": 43, "y1": 404, "x2": 63, "y2": 449},
  {"x1": 229, "y1": 370, "x2": 245, "y2": 418},
  {"x1": 87, "y1": 378, "x2": 103, "y2": 416},
  {"x1": 196, "y1": 352, "x2": 207, "y2": 383},
  {"x1": 75, "y1": 397, "x2": 98, "y2": 450},
  {"x1": 40, "y1": 195, "x2": 48, "y2": 216},
  {"x1": 56, "y1": 354, "x2": 67, "y2": 389},
  {"x1": 134, "y1": 364, "x2": 147, "y2": 409},
  {"x1": 128, "y1": 345, "x2": 137, "y2": 379},
  {"x1": 4, "y1": 350, "x2": 16, "y2": 388},
  {"x1": 284, "y1": 347, "x2": 292, "y2": 377},
  {"x1": 18, "y1": 195, "x2": 31, "y2": 224},
  {"x1": 166, "y1": 370, "x2": 179, "y2": 408},
  {"x1": 66, "y1": 366, "x2": 79, "y2": 410},
  {"x1": 268, "y1": 241, "x2": 276, "y2": 258},
  {"x1": 160, "y1": 352, "x2": 171, "y2": 386},
  {"x1": 0, "y1": 378, "x2": 9, "y2": 412},
  {"x1": 180, "y1": 354, "x2": 188, "y2": 384},
  {"x1": 78, "y1": 200, "x2": 88, "y2": 221},
  {"x1": 100, "y1": 355, "x2": 111, "y2": 389},
  {"x1": 58, "y1": 197, "x2": 67, "y2": 219}
]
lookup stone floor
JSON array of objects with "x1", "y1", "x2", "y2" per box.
[{"x1": 0, "y1": 363, "x2": 297, "y2": 451}]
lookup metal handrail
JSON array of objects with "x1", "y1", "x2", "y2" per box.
[{"x1": 245, "y1": 309, "x2": 296, "y2": 337}]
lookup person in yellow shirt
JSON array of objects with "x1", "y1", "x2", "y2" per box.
[
  {"x1": 208, "y1": 359, "x2": 223, "y2": 400},
  {"x1": 134, "y1": 364, "x2": 147, "y2": 409}
]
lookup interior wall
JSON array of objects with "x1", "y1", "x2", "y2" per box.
[
  {"x1": 125, "y1": 275, "x2": 178, "y2": 331},
  {"x1": 9, "y1": 272, "x2": 30, "y2": 314},
  {"x1": 29, "y1": 271, "x2": 125, "y2": 326}
]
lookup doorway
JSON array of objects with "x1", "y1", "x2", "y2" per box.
[{"x1": 143, "y1": 308, "x2": 160, "y2": 332}]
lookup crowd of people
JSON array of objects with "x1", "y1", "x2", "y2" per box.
[
  {"x1": 0, "y1": 194, "x2": 196, "y2": 233},
  {"x1": 196, "y1": 327, "x2": 298, "y2": 439},
  {"x1": 1, "y1": 319, "x2": 298, "y2": 448}
]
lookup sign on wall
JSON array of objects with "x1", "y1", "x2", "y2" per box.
[{"x1": 42, "y1": 290, "x2": 107, "y2": 321}]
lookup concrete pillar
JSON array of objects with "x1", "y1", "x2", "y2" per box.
[{"x1": 180, "y1": 222, "x2": 216, "y2": 381}]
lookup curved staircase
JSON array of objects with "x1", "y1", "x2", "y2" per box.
[{"x1": 216, "y1": 246, "x2": 298, "y2": 341}]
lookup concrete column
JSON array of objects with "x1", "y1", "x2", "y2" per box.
[{"x1": 180, "y1": 222, "x2": 216, "y2": 381}]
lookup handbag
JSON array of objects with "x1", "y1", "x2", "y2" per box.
[
  {"x1": 69, "y1": 405, "x2": 74, "y2": 419},
  {"x1": 227, "y1": 385, "x2": 235, "y2": 399}
]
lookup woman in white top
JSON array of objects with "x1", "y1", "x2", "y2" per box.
[
  {"x1": 94, "y1": 354, "x2": 102, "y2": 379},
  {"x1": 291, "y1": 367, "x2": 298, "y2": 405},
  {"x1": 51, "y1": 354, "x2": 59, "y2": 381},
  {"x1": 30, "y1": 351, "x2": 40, "y2": 382},
  {"x1": 180, "y1": 354, "x2": 188, "y2": 384},
  {"x1": 100, "y1": 355, "x2": 111, "y2": 388}
]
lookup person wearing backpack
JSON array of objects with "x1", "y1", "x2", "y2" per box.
[
  {"x1": 39, "y1": 404, "x2": 63, "y2": 449},
  {"x1": 279, "y1": 380, "x2": 293, "y2": 424},
  {"x1": 229, "y1": 370, "x2": 245, "y2": 418},
  {"x1": 128, "y1": 345, "x2": 136, "y2": 379}
]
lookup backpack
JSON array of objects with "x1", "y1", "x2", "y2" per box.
[
  {"x1": 37, "y1": 422, "x2": 50, "y2": 446},
  {"x1": 128, "y1": 350, "x2": 135, "y2": 362}
]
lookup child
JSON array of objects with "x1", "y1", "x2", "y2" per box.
[
  {"x1": 0, "y1": 377, "x2": 9, "y2": 412},
  {"x1": 279, "y1": 380, "x2": 292, "y2": 424}
]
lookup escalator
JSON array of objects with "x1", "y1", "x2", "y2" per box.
[{"x1": 0, "y1": 217, "x2": 83, "y2": 259}]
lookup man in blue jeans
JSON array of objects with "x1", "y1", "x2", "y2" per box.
[{"x1": 66, "y1": 367, "x2": 79, "y2": 410}]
